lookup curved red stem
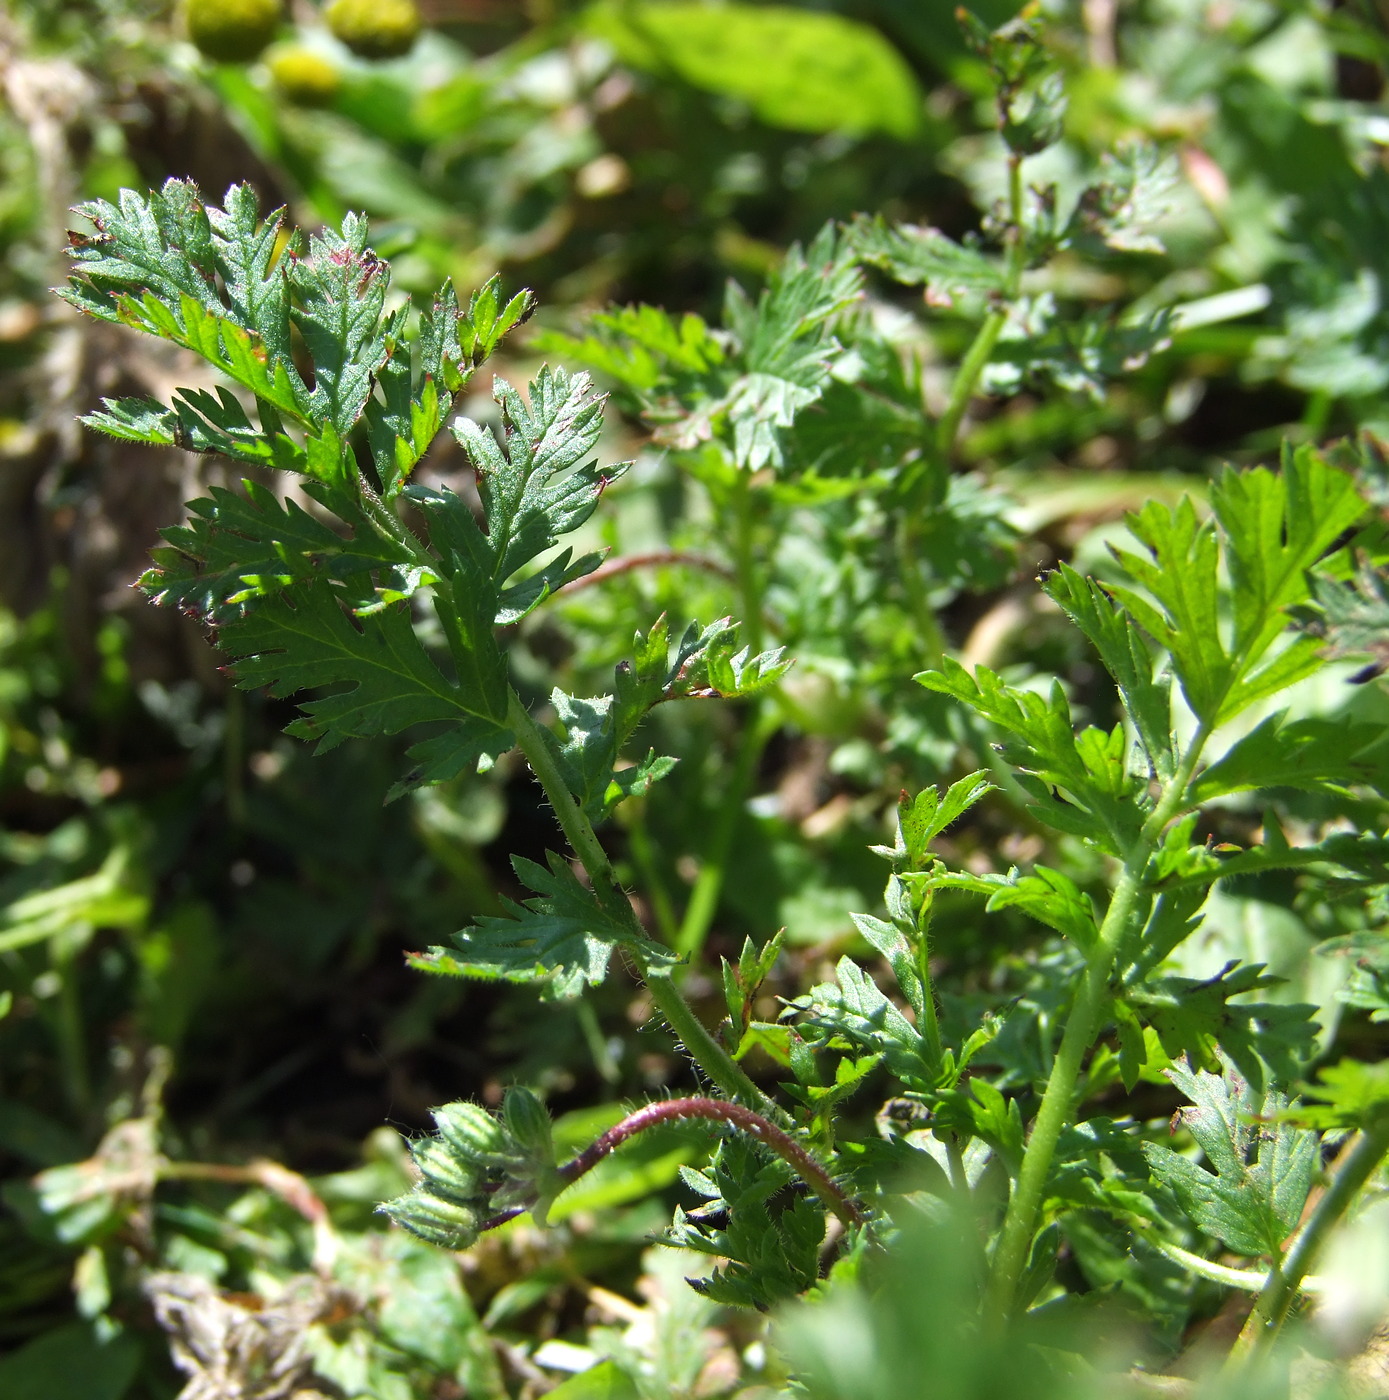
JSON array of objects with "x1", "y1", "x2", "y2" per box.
[{"x1": 480, "y1": 1096, "x2": 865, "y2": 1235}]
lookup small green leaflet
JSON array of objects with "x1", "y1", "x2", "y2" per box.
[
  {"x1": 871, "y1": 771, "x2": 996, "y2": 871},
  {"x1": 719, "y1": 224, "x2": 862, "y2": 471},
  {"x1": 1190, "y1": 713, "x2": 1389, "y2": 802},
  {"x1": 925, "y1": 866, "x2": 1098, "y2": 952},
  {"x1": 946, "y1": 1077, "x2": 1025, "y2": 1176},
  {"x1": 1064, "y1": 145, "x2": 1177, "y2": 258},
  {"x1": 793, "y1": 956, "x2": 936, "y2": 1091},
  {"x1": 722, "y1": 929, "x2": 788, "y2": 1043},
  {"x1": 917, "y1": 658, "x2": 1145, "y2": 854},
  {"x1": 369, "y1": 275, "x2": 536, "y2": 498},
  {"x1": 532, "y1": 304, "x2": 724, "y2": 405},
  {"x1": 1042, "y1": 562, "x2": 1175, "y2": 781},
  {"x1": 1143, "y1": 1057, "x2": 1318, "y2": 1259},
  {"x1": 1319, "y1": 931, "x2": 1389, "y2": 1026},
  {"x1": 450, "y1": 367, "x2": 627, "y2": 585},
  {"x1": 1108, "y1": 448, "x2": 1365, "y2": 726},
  {"x1": 549, "y1": 616, "x2": 788, "y2": 821},
  {"x1": 66, "y1": 181, "x2": 535, "y2": 500},
  {"x1": 411, "y1": 852, "x2": 674, "y2": 1000},
  {"x1": 141, "y1": 479, "x2": 420, "y2": 622},
  {"x1": 983, "y1": 300, "x2": 1173, "y2": 401},
  {"x1": 64, "y1": 181, "x2": 311, "y2": 425},
  {"x1": 1149, "y1": 814, "x2": 1389, "y2": 895},
  {"x1": 666, "y1": 1136, "x2": 825, "y2": 1309},
  {"x1": 284, "y1": 214, "x2": 390, "y2": 436},
  {"x1": 1296, "y1": 1058, "x2": 1389, "y2": 1131},
  {"x1": 1045, "y1": 1118, "x2": 1157, "y2": 1220},
  {"x1": 1124, "y1": 961, "x2": 1318, "y2": 1093},
  {"x1": 847, "y1": 214, "x2": 1005, "y2": 309},
  {"x1": 538, "y1": 225, "x2": 860, "y2": 473},
  {"x1": 1296, "y1": 560, "x2": 1389, "y2": 679}
]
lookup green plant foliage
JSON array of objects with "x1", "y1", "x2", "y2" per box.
[{"x1": 8, "y1": 1, "x2": 1389, "y2": 1394}]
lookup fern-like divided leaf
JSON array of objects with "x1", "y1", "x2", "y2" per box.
[
  {"x1": 409, "y1": 852, "x2": 675, "y2": 1000},
  {"x1": 1108, "y1": 446, "x2": 1366, "y2": 726},
  {"x1": 141, "y1": 481, "x2": 423, "y2": 623},
  {"x1": 847, "y1": 213, "x2": 1005, "y2": 310},
  {"x1": 447, "y1": 366, "x2": 625, "y2": 586},
  {"x1": 64, "y1": 183, "x2": 661, "y2": 805},
  {"x1": 539, "y1": 222, "x2": 861, "y2": 472},
  {"x1": 67, "y1": 180, "x2": 787, "y2": 1010},
  {"x1": 1123, "y1": 962, "x2": 1318, "y2": 1094},
  {"x1": 65, "y1": 179, "x2": 530, "y2": 496}
]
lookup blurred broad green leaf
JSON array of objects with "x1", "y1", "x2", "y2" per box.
[
  {"x1": 546, "y1": 1360, "x2": 642, "y2": 1400},
  {"x1": 584, "y1": 2, "x2": 923, "y2": 138}
]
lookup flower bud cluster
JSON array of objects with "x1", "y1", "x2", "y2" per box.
[{"x1": 379, "y1": 1090, "x2": 557, "y2": 1250}]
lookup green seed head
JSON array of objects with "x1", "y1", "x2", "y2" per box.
[
  {"x1": 267, "y1": 46, "x2": 341, "y2": 105},
  {"x1": 324, "y1": 0, "x2": 421, "y2": 59},
  {"x1": 184, "y1": 0, "x2": 282, "y2": 62}
]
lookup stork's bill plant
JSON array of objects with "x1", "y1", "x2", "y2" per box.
[{"x1": 64, "y1": 164, "x2": 1389, "y2": 1383}]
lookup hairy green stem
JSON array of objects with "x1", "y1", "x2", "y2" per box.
[
  {"x1": 1232, "y1": 1118, "x2": 1389, "y2": 1364},
  {"x1": 933, "y1": 154, "x2": 1026, "y2": 462},
  {"x1": 729, "y1": 468, "x2": 763, "y2": 657},
  {"x1": 675, "y1": 703, "x2": 777, "y2": 963},
  {"x1": 504, "y1": 690, "x2": 778, "y2": 1116},
  {"x1": 1134, "y1": 1226, "x2": 1325, "y2": 1295},
  {"x1": 934, "y1": 310, "x2": 1008, "y2": 461},
  {"x1": 894, "y1": 517, "x2": 951, "y2": 665},
  {"x1": 913, "y1": 898, "x2": 944, "y2": 1069},
  {"x1": 985, "y1": 722, "x2": 1212, "y2": 1323},
  {"x1": 672, "y1": 466, "x2": 777, "y2": 962},
  {"x1": 902, "y1": 157, "x2": 1029, "y2": 658}
]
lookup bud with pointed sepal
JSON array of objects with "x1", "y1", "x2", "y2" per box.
[
  {"x1": 410, "y1": 1138, "x2": 482, "y2": 1203},
  {"x1": 433, "y1": 1101, "x2": 509, "y2": 1164},
  {"x1": 379, "y1": 1187, "x2": 480, "y2": 1250},
  {"x1": 503, "y1": 1087, "x2": 554, "y2": 1167}
]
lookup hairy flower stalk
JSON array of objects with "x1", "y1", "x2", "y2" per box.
[
  {"x1": 384, "y1": 1093, "x2": 865, "y2": 1251},
  {"x1": 558, "y1": 1098, "x2": 864, "y2": 1228}
]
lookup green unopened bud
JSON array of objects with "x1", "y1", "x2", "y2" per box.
[
  {"x1": 503, "y1": 1086, "x2": 554, "y2": 1166},
  {"x1": 433, "y1": 1101, "x2": 507, "y2": 1161},
  {"x1": 324, "y1": 0, "x2": 420, "y2": 59},
  {"x1": 380, "y1": 1187, "x2": 479, "y2": 1250},
  {"x1": 183, "y1": 0, "x2": 281, "y2": 63},
  {"x1": 411, "y1": 1137, "x2": 481, "y2": 1202}
]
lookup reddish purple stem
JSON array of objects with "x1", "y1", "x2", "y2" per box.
[{"x1": 480, "y1": 1096, "x2": 865, "y2": 1235}]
